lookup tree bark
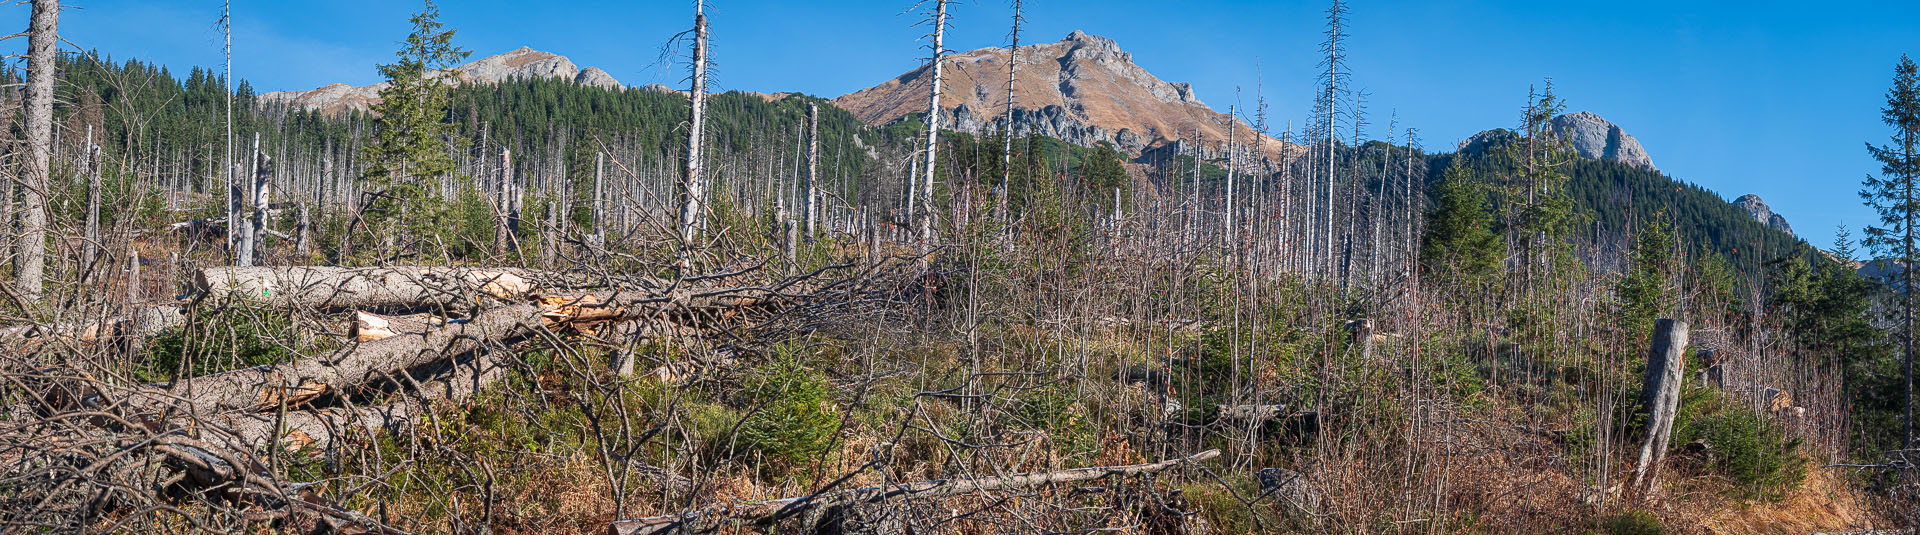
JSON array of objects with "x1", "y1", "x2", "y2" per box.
[
  {"x1": 193, "y1": 266, "x2": 534, "y2": 310},
  {"x1": 82, "y1": 127, "x2": 101, "y2": 281},
  {"x1": 236, "y1": 134, "x2": 260, "y2": 266},
  {"x1": 249, "y1": 147, "x2": 273, "y2": 266},
  {"x1": 15, "y1": 0, "x2": 58, "y2": 302},
  {"x1": 130, "y1": 303, "x2": 545, "y2": 416},
  {"x1": 680, "y1": 4, "x2": 710, "y2": 248},
  {"x1": 214, "y1": 349, "x2": 508, "y2": 454},
  {"x1": 805, "y1": 102, "x2": 819, "y2": 237},
  {"x1": 1631, "y1": 318, "x2": 1688, "y2": 497},
  {"x1": 918, "y1": 0, "x2": 948, "y2": 245}
]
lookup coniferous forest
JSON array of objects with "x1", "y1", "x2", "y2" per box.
[{"x1": 1, "y1": 1, "x2": 1915, "y2": 534}]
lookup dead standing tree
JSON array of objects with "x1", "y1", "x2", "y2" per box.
[
  {"x1": 679, "y1": 1, "x2": 712, "y2": 256},
  {"x1": 14, "y1": 0, "x2": 58, "y2": 303},
  {"x1": 999, "y1": 0, "x2": 1021, "y2": 229},
  {"x1": 916, "y1": 0, "x2": 949, "y2": 246}
]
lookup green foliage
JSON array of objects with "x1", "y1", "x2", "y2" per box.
[
  {"x1": 1672, "y1": 388, "x2": 1807, "y2": 501},
  {"x1": 1616, "y1": 216, "x2": 1676, "y2": 335},
  {"x1": 1767, "y1": 255, "x2": 1900, "y2": 454},
  {"x1": 1008, "y1": 384, "x2": 1099, "y2": 462},
  {"x1": 360, "y1": 0, "x2": 471, "y2": 244},
  {"x1": 1421, "y1": 161, "x2": 1503, "y2": 292},
  {"x1": 140, "y1": 308, "x2": 296, "y2": 382},
  {"x1": 1594, "y1": 510, "x2": 1664, "y2": 535},
  {"x1": 1861, "y1": 54, "x2": 1920, "y2": 266},
  {"x1": 740, "y1": 350, "x2": 840, "y2": 475}
]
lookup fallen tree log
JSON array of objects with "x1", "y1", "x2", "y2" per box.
[
  {"x1": 214, "y1": 349, "x2": 510, "y2": 454},
  {"x1": 347, "y1": 310, "x2": 451, "y2": 343},
  {"x1": 135, "y1": 282, "x2": 792, "y2": 417},
  {"x1": 0, "y1": 305, "x2": 187, "y2": 349},
  {"x1": 1217, "y1": 404, "x2": 1286, "y2": 422},
  {"x1": 607, "y1": 449, "x2": 1220, "y2": 535},
  {"x1": 193, "y1": 266, "x2": 537, "y2": 310},
  {"x1": 124, "y1": 303, "x2": 546, "y2": 416}
]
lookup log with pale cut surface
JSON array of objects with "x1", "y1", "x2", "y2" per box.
[
  {"x1": 347, "y1": 310, "x2": 452, "y2": 342},
  {"x1": 193, "y1": 266, "x2": 537, "y2": 310}
]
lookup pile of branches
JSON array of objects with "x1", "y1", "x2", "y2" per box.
[{"x1": 0, "y1": 260, "x2": 906, "y2": 534}]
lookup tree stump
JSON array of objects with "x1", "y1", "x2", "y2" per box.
[{"x1": 1632, "y1": 318, "x2": 1688, "y2": 498}]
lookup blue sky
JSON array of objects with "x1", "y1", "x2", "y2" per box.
[{"x1": 9, "y1": 0, "x2": 1919, "y2": 250}]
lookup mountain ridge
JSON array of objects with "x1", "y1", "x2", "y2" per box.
[
  {"x1": 260, "y1": 46, "x2": 623, "y2": 114},
  {"x1": 832, "y1": 30, "x2": 1293, "y2": 165}
]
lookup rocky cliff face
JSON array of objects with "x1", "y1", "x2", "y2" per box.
[
  {"x1": 1733, "y1": 194, "x2": 1794, "y2": 235},
  {"x1": 1456, "y1": 111, "x2": 1656, "y2": 172},
  {"x1": 1549, "y1": 111, "x2": 1655, "y2": 171},
  {"x1": 833, "y1": 30, "x2": 1290, "y2": 161},
  {"x1": 261, "y1": 47, "x2": 624, "y2": 114}
]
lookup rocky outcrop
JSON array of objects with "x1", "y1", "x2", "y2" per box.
[
  {"x1": 834, "y1": 30, "x2": 1293, "y2": 164},
  {"x1": 1733, "y1": 194, "x2": 1793, "y2": 235},
  {"x1": 261, "y1": 47, "x2": 625, "y2": 114},
  {"x1": 1455, "y1": 128, "x2": 1518, "y2": 156},
  {"x1": 1549, "y1": 111, "x2": 1655, "y2": 171},
  {"x1": 1455, "y1": 112, "x2": 1655, "y2": 172}
]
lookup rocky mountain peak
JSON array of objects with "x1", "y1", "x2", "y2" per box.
[
  {"x1": 1548, "y1": 111, "x2": 1655, "y2": 171},
  {"x1": 833, "y1": 31, "x2": 1281, "y2": 162},
  {"x1": 1456, "y1": 112, "x2": 1656, "y2": 172},
  {"x1": 1733, "y1": 194, "x2": 1794, "y2": 235},
  {"x1": 261, "y1": 47, "x2": 624, "y2": 114}
]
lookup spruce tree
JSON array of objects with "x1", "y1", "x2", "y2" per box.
[
  {"x1": 1420, "y1": 162, "x2": 1502, "y2": 293},
  {"x1": 1860, "y1": 54, "x2": 1920, "y2": 449},
  {"x1": 1834, "y1": 223, "x2": 1858, "y2": 262},
  {"x1": 361, "y1": 0, "x2": 470, "y2": 245},
  {"x1": 1617, "y1": 216, "x2": 1676, "y2": 335}
]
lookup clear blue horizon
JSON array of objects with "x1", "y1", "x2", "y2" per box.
[{"x1": 8, "y1": 0, "x2": 1918, "y2": 251}]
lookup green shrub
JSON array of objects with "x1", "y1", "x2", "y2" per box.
[
  {"x1": 140, "y1": 307, "x2": 295, "y2": 382},
  {"x1": 1672, "y1": 389, "x2": 1806, "y2": 501},
  {"x1": 1009, "y1": 384, "x2": 1098, "y2": 463},
  {"x1": 1595, "y1": 510, "x2": 1664, "y2": 535},
  {"x1": 739, "y1": 352, "x2": 839, "y2": 474}
]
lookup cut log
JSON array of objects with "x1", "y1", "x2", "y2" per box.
[
  {"x1": 607, "y1": 449, "x2": 1220, "y2": 535},
  {"x1": 1631, "y1": 318, "x2": 1688, "y2": 498},
  {"x1": 194, "y1": 266, "x2": 535, "y2": 310},
  {"x1": 347, "y1": 310, "x2": 450, "y2": 343}
]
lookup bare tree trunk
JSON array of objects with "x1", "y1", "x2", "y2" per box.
[
  {"x1": 805, "y1": 102, "x2": 819, "y2": 237},
  {"x1": 1000, "y1": 0, "x2": 1021, "y2": 232},
  {"x1": 127, "y1": 247, "x2": 141, "y2": 305},
  {"x1": 1224, "y1": 104, "x2": 1237, "y2": 250},
  {"x1": 236, "y1": 134, "x2": 259, "y2": 266},
  {"x1": 82, "y1": 129, "x2": 102, "y2": 282},
  {"x1": 495, "y1": 149, "x2": 512, "y2": 253},
  {"x1": 222, "y1": 0, "x2": 235, "y2": 259},
  {"x1": 919, "y1": 0, "x2": 949, "y2": 245},
  {"x1": 248, "y1": 141, "x2": 272, "y2": 267},
  {"x1": 295, "y1": 200, "x2": 312, "y2": 256},
  {"x1": 15, "y1": 0, "x2": 57, "y2": 302},
  {"x1": 679, "y1": 2, "x2": 710, "y2": 249},
  {"x1": 193, "y1": 266, "x2": 534, "y2": 310},
  {"x1": 592, "y1": 150, "x2": 605, "y2": 249}
]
